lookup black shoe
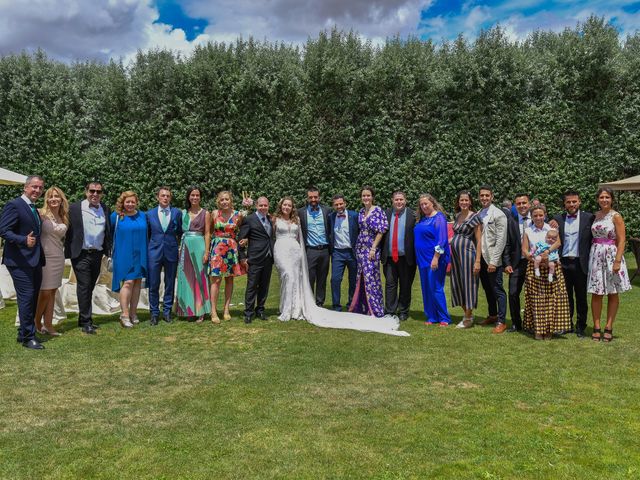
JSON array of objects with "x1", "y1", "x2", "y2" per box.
[
  {"x1": 23, "y1": 339, "x2": 44, "y2": 350},
  {"x1": 16, "y1": 336, "x2": 23, "y2": 343},
  {"x1": 150, "y1": 316, "x2": 159, "y2": 326},
  {"x1": 163, "y1": 313, "x2": 172, "y2": 324},
  {"x1": 81, "y1": 325, "x2": 96, "y2": 335},
  {"x1": 506, "y1": 325, "x2": 521, "y2": 333},
  {"x1": 258, "y1": 312, "x2": 268, "y2": 321},
  {"x1": 576, "y1": 329, "x2": 586, "y2": 338},
  {"x1": 90, "y1": 323, "x2": 100, "y2": 329},
  {"x1": 398, "y1": 314, "x2": 408, "y2": 321},
  {"x1": 244, "y1": 316, "x2": 252, "y2": 324}
]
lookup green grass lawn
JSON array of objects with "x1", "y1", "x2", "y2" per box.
[{"x1": 1, "y1": 255, "x2": 640, "y2": 479}]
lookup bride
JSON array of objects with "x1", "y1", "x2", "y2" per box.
[{"x1": 273, "y1": 197, "x2": 409, "y2": 336}]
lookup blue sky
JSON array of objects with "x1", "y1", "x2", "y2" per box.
[{"x1": 0, "y1": 1, "x2": 639, "y2": 62}]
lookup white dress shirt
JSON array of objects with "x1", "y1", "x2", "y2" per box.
[{"x1": 81, "y1": 199, "x2": 106, "y2": 250}]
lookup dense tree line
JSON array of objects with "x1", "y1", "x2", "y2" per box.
[{"x1": 1, "y1": 16, "x2": 639, "y2": 235}]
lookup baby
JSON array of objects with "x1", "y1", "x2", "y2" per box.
[{"x1": 532, "y1": 229, "x2": 559, "y2": 282}]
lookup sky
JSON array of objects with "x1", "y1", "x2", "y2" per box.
[{"x1": 0, "y1": 0, "x2": 639, "y2": 63}]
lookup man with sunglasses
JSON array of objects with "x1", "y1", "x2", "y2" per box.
[{"x1": 65, "y1": 181, "x2": 112, "y2": 334}]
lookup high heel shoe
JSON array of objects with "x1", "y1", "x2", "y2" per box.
[
  {"x1": 120, "y1": 315, "x2": 133, "y2": 328},
  {"x1": 211, "y1": 313, "x2": 221, "y2": 324},
  {"x1": 223, "y1": 311, "x2": 232, "y2": 321},
  {"x1": 195, "y1": 316, "x2": 204, "y2": 323},
  {"x1": 130, "y1": 315, "x2": 140, "y2": 325},
  {"x1": 40, "y1": 326, "x2": 62, "y2": 336}
]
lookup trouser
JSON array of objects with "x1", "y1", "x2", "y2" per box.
[
  {"x1": 479, "y1": 257, "x2": 507, "y2": 323},
  {"x1": 331, "y1": 248, "x2": 357, "y2": 310},
  {"x1": 384, "y1": 256, "x2": 417, "y2": 316},
  {"x1": 561, "y1": 257, "x2": 589, "y2": 332},
  {"x1": 72, "y1": 249, "x2": 103, "y2": 327},
  {"x1": 508, "y1": 260, "x2": 527, "y2": 329},
  {"x1": 9, "y1": 265, "x2": 42, "y2": 342},
  {"x1": 418, "y1": 263, "x2": 450, "y2": 323},
  {"x1": 244, "y1": 256, "x2": 273, "y2": 317},
  {"x1": 148, "y1": 256, "x2": 178, "y2": 316},
  {"x1": 306, "y1": 247, "x2": 330, "y2": 306}
]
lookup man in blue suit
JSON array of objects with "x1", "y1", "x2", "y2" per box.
[
  {"x1": 328, "y1": 194, "x2": 359, "y2": 311},
  {"x1": 146, "y1": 186, "x2": 182, "y2": 325},
  {"x1": 0, "y1": 175, "x2": 46, "y2": 349}
]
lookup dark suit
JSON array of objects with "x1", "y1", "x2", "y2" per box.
[
  {"x1": 553, "y1": 210, "x2": 594, "y2": 332},
  {"x1": 65, "y1": 200, "x2": 112, "y2": 328},
  {"x1": 503, "y1": 210, "x2": 529, "y2": 330},
  {"x1": 381, "y1": 207, "x2": 417, "y2": 317},
  {"x1": 0, "y1": 197, "x2": 46, "y2": 343},
  {"x1": 328, "y1": 209, "x2": 359, "y2": 310},
  {"x1": 147, "y1": 206, "x2": 182, "y2": 317},
  {"x1": 298, "y1": 205, "x2": 332, "y2": 306},
  {"x1": 238, "y1": 212, "x2": 274, "y2": 318}
]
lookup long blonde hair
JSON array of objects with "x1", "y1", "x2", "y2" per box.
[
  {"x1": 115, "y1": 190, "x2": 139, "y2": 216},
  {"x1": 274, "y1": 196, "x2": 299, "y2": 224},
  {"x1": 40, "y1": 186, "x2": 69, "y2": 226},
  {"x1": 416, "y1": 193, "x2": 446, "y2": 221}
]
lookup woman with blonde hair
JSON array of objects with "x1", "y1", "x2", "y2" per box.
[
  {"x1": 414, "y1": 193, "x2": 451, "y2": 326},
  {"x1": 110, "y1": 190, "x2": 148, "y2": 328},
  {"x1": 34, "y1": 186, "x2": 69, "y2": 336},
  {"x1": 208, "y1": 190, "x2": 246, "y2": 323}
]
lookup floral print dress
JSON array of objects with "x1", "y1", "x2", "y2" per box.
[
  {"x1": 587, "y1": 210, "x2": 632, "y2": 295},
  {"x1": 348, "y1": 206, "x2": 389, "y2": 317},
  {"x1": 208, "y1": 210, "x2": 245, "y2": 277}
]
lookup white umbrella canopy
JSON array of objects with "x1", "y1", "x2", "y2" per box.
[
  {"x1": 0, "y1": 167, "x2": 27, "y2": 185},
  {"x1": 599, "y1": 174, "x2": 640, "y2": 191}
]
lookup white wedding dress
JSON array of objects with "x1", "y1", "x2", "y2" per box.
[{"x1": 273, "y1": 218, "x2": 409, "y2": 336}]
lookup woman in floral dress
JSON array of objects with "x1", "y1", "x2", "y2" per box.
[
  {"x1": 349, "y1": 186, "x2": 389, "y2": 317},
  {"x1": 587, "y1": 187, "x2": 631, "y2": 342},
  {"x1": 208, "y1": 191, "x2": 245, "y2": 323}
]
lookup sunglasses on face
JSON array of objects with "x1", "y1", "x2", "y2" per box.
[{"x1": 88, "y1": 189, "x2": 103, "y2": 194}]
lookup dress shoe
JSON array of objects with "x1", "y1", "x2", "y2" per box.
[
  {"x1": 506, "y1": 325, "x2": 521, "y2": 333},
  {"x1": 90, "y1": 323, "x2": 100, "y2": 329},
  {"x1": 163, "y1": 313, "x2": 172, "y2": 323},
  {"x1": 492, "y1": 323, "x2": 508, "y2": 334},
  {"x1": 576, "y1": 329, "x2": 586, "y2": 338},
  {"x1": 150, "y1": 316, "x2": 159, "y2": 326},
  {"x1": 480, "y1": 315, "x2": 498, "y2": 326},
  {"x1": 258, "y1": 312, "x2": 268, "y2": 321},
  {"x1": 81, "y1": 325, "x2": 97, "y2": 335},
  {"x1": 23, "y1": 339, "x2": 44, "y2": 350},
  {"x1": 244, "y1": 316, "x2": 252, "y2": 324},
  {"x1": 398, "y1": 314, "x2": 408, "y2": 321}
]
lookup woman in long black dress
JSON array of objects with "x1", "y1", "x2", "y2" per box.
[{"x1": 449, "y1": 190, "x2": 482, "y2": 328}]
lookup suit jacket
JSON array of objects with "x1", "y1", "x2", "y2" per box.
[
  {"x1": 147, "y1": 206, "x2": 182, "y2": 263},
  {"x1": 481, "y1": 204, "x2": 508, "y2": 267},
  {"x1": 238, "y1": 212, "x2": 274, "y2": 263},
  {"x1": 65, "y1": 201, "x2": 112, "y2": 260},
  {"x1": 0, "y1": 197, "x2": 46, "y2": 268},
  {"x1": 328, "y1": 209, "x2": 359, "y2": 252},
  {"x1": 380, "y1": 207, "x2": 416, "y2": 265},
  {"x1": 502, "y1": 209, "x2": 524, "y2": 269},
  {"x1": 552, "y1": 210, "x2": 594, "y2": 274},
  {"x1": 298, "y1": 205, "x2": 332, "y2": 248}
]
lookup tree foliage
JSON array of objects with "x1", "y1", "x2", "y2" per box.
[{"x1": 1, "y1": 17, "x2": 639, "y2": 235}]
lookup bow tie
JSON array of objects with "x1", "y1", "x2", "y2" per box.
[
  {"x1": 567, "y1": 214, "x2": 577, "y2": 219},
  {"x1": 89, "y1": 203, "x2": 100, "y2": 210},
  {"x1": 337, "y1": 213, "x2": 346, "y2": 218}
]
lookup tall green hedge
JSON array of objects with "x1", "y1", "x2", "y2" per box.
[{"x1": 1, "y1": 17, "x2": 639, "y2": 235}]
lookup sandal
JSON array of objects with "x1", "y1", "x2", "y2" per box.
[
  {"x1": 592, "y1": 328, "x2": 602, "y2": 342},
  {"x1": 602, "y1": 328, "x2": 613, "y2": 343}
]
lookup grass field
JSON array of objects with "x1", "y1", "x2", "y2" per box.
[{"x1": 1, "y1": 255, "x2": 640, "y2": 479}]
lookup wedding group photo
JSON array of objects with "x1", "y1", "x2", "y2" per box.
[{"x1": 1, "y1": 1, "x2": 640, "y2": 479}]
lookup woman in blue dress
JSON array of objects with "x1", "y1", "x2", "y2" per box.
[
  {"x1": 414, "y1": 193, "x2": 451, "y2": 325},
  {"x1": 111, "y1": 190, "x2": 148, "y2": 328}
]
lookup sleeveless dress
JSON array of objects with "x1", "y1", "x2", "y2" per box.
[
  {"x1": 450, "y1": 212, "x2": 482, "y2": 309},
  {"x1": 208, "y1": 210, "x2": 245, "y2": 277},
  {"x1": 348, "y1": 206, "x2": 389, "y2": 317},
  {"x1": 587, "y1": 211, "x2": 632, "y2": 295},
  {"x1": 175, "y1": 209, "x2": 211, "y2": 317},
  {"x1": 110, "y1": 211, "x2": 148, "y2": 292},
  {"x1": 40, "y1": 215, "x2": 68, "y2": 289},
  {"x1": 273, "y1": 218, "x2": 304, "y2": 321}
]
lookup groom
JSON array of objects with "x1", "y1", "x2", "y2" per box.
[{"x1": 239, "y1": 196, "x2": 274, "y2": 323}]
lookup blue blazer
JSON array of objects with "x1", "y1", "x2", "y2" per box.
[
  {"x1": 0, "y1": 197, "x2": 46, "y2": 268},
  {"x1": 146, "y1": 206, "x2": 182, "y2": 263},
  {"x1": 328, "y1": 209, "x2": 359, "y2": 252}
]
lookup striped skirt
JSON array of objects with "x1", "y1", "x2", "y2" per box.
[
  {"x1": 523, "y1": 261, "x2": 571, "y2": 336},
  {"x1": 450, "y1": 234, "x2": 479, "y2": 309}
]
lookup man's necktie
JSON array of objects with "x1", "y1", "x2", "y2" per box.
[
  {"x1": 29, "y1": 203, "x2": 40, "y2": 233},
  {"x1": 392, "y1": 211, "x2": 400, "y2": 263},
  {"x1": 161, "y1": 208, "x2": 170, "y2": 231}
]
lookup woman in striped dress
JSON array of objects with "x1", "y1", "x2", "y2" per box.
[{"x1": 449, "y1": 191, "x2": 482, "y2": 328}]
